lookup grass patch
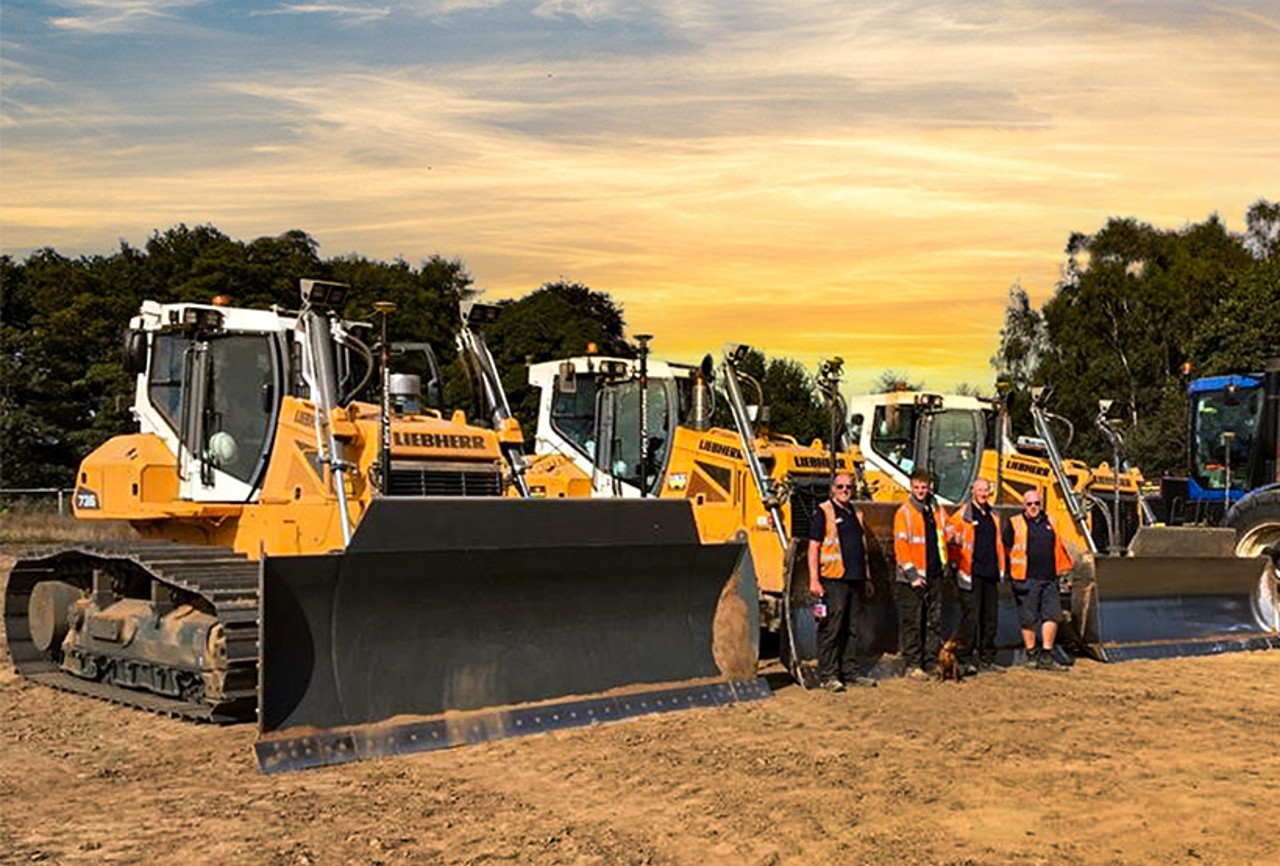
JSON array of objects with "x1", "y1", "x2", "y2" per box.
[{"x1": 0, "y1": 513, "x2": 137, "y2": 548}]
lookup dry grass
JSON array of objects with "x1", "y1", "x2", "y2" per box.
[{"x1": 0, "y1": 513, "x2": 136, "y2": 548}]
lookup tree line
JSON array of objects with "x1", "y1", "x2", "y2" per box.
[
  {"x1": 0, "y1": 224, "x2": 833, "y2": 489},
  {"x1": 3, "y1": 200, "x2": 1276, "y2": 491},
  {"x1": 993, "y1": 198, "x2": 1280, "y2": 478}
]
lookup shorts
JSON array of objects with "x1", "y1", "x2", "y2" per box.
[{"x1": 1012, "y1": 579, "x2": 1062, "y2": 629}]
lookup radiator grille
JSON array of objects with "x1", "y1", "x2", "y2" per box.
[
  {"x1": 787, "y1": 478, "x2": 830, "y2": 540},
  {"x1": 388, "y1": 462, "x2": 504, "y2": 497}
]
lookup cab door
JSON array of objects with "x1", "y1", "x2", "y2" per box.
[
  {"x1": 916, "y1": 409, "x2": 984, "y2": 505},
  {"x1": 593, "y1": 379, "x2": 675, "y2": 497},
  {"x1": 177, "y1": 332, "x2": 283, "y2": 502}
]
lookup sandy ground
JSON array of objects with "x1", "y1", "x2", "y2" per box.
[{"x1": 2, "y1": 554, "x2": 1279, "y2": 866}]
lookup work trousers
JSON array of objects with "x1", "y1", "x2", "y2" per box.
[
  {"x1": 958, "y1": 576, "x2": 1000, "y2": 666},
  {"x1": 895, "y1": 579, "x2": 941, "y2": 671},
  {"x1": 815, "y1": 577, "x2": 865, "y2": 682}
]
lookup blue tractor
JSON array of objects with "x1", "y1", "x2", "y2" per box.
[{"x1": 1159, "y1": 358, "x2": 1280, "y2": 559}]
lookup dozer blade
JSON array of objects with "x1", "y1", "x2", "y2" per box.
[
  {"x1": 1072, "y1": 528, "x2": 1280, "y2": 661},
  {"x1": 255, "y1": 498, "x2": 768, "y2": 773}
]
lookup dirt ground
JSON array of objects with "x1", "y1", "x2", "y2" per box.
[{"x1": 2, "y1": 554, "x2": 1279, "y2": 866}]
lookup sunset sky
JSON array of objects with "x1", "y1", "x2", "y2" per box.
[{"x1": 3, "y1": 1, "x2": 1277, "y2": 391}]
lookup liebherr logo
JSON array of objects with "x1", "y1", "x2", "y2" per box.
[
  {"x1": 698, "y1": 440, "x2": 743, "y2": 460},
  {"x1": 393, "y1": 432, "x2": 487, "y2": 450},
  {"x1": 794, "y1": 456, "x2": 845, "y2": 469}
]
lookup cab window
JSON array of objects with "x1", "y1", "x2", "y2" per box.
[
  {"x1": 148, "y1": 333, "x2": 188, "y2": 432},
  {"x1": 925, "y1": 409, "x2": 983, "y2": 503},
  {"x1": 204, "y1": 335, "x2": 278, "y2": 485},
  {"x1": 871, "y1": 405, "x2": 920, "y2": 474},
  {"x1": 1192, "y1": 387, "x2": 1261, "y2": 490},
  {"x1": 551, "y1": 375, "x2": 601, "y2": 458},
  {"x1": 600, "y1": 380, "x2": 672, "y2": 492}
]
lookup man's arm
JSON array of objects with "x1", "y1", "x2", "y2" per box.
[
  {"x1": 893, "y1": 506, "x2": 920, "y2": 585},
  {"x1": 807, "y1": 507, "x2": 826, "y2": 595},
  {"x1": 807, "y1": 540, "x2": 823, "y2": 596}
]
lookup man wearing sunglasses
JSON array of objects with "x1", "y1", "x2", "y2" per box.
[
  {"x1": 1003, "y1": 489, "x2": 1074, "y2": 671},
  {"x1": 807, "y1": 472, "x2": 877, "y2": 692}
]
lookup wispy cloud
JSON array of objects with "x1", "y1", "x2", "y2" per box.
[
  {"x1": 253, "y1": 3, "x2": 393, "y2": 24},
  {"x1": 4, "y1": 0, "x2": 1278, "y2": 387},
  {"x1": 45, "y1": 0, "x2": 205, "y2": 33}
]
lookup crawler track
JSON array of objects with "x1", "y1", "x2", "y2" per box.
[{"x1": 3, "y1": 541, "x2": 259, "y2": 723}]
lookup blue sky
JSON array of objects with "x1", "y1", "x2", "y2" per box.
[{"x1": 3, "y1": 1, "x2": 1278, "y2": 389}]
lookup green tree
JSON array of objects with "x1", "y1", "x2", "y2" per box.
[
  {"x1": 481, "y1": 281, "x2": 632, "y2": 437},
  {"x1": 715, "y1": 348, "x2": 830, "y2": 445},
  {"x1": 992, "y1": 202, "x2": 1277, "y2": 478},
  {"x1": 870, "y1": 370, "x2": 923, "y2": 393}
]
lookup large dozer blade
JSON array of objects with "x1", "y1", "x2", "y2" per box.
[
  {"x1": 255, "y1": 498, "x2": 768, "y2": 773},
  {"x1": 1071, "y1": 527, "x2": 1280, "y2": 661}
]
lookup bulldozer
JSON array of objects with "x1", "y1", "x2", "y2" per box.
[
  {"x1": 514, "y1": 342, "x2": 881, "y2": 683},
  {"x1": 832, "y1": 378, "x2": 1278, "y2": 663},
  {"x1": 843, "y1": 388, "x2": 1146, "y2": 553},
  {"x1": 2, "y1": 281, "x2": 766, "y2": 774}
]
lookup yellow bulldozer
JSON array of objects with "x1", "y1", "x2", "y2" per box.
[
  {"x1": 512, "y1": 341, "x2": 876, "y2": 683},
  {"x1": 3, "y1": 282, "x2": 766, "y2": 774},
  {"x1": 839, "y1": 380, "x2": 1278, "y2": 662}
]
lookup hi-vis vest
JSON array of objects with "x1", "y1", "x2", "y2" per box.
[
  {"x1": 893, "y1": 499, "x2": 948, "y2": 581},
  {"x1": 1006, "y1": 513, "x2": 1073, "y2": 581},
  {"x1": 946, "y1": 502, "x2": 1006, "y2": 590},
  {"x1": 817, "y1": 500, "x2": 867, "y2": 579}
]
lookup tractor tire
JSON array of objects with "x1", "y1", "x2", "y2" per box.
[{"x1": 1225, "y1": 487, "x2": 1280, "y2": 562}]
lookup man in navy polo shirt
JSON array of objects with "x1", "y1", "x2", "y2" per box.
[{"x1": 807, "y1": 472, "x2": 877, "y2": 691}]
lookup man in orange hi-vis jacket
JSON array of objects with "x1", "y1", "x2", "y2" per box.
[
  {"x1": 893, "y1": 469, "x2": 949, "y2": 678},
  {"x1": 946, "y1": 477, "x2": 1005, "y2": 675},
  {"x1": 1002, "y1": 488, "x2": 1074, "y2": 671}
]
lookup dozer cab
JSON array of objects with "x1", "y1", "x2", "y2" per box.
[{"x1": 3, "y1": 282, "x2": 766, "y2": 773}]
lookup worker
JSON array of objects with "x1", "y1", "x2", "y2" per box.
[
  {"x1": 893, "y1": 469, "x2": 949, "y2": 679},
  {"x1": 1002, "y1": 488, "x2": 1073, "y2": 671},
  {"x1": 807, "y1": 471, "x2": 877, "y2": 692},
  {"x1": 946, "y1": 477, "x2": 1005, "y2": 674}
]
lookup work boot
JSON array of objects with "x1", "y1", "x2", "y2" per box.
[
  {"x1": 1038, "y1": 649, "x2": 1069, "y2": 672},
  {"x1": 819, "y1": 678, "x2": 846, "y2": 692}
]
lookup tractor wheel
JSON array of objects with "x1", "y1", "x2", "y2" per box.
[{"x1": 1225, "y1": 487, "x2": 1280, "y2": 561}]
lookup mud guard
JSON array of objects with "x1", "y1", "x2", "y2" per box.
[
  {"x1": 1072, "y1": 528, "x2": 1280, "y2": 661},
  {"x1": 255, "y1": 498, "x2": 768, "y2": 773}
]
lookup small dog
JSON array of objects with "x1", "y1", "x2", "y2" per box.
[{"x1": 937, "y1": 636, "x2": 964, "y2": 682}]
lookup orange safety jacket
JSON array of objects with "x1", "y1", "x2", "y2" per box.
[
  {"x1": 816, "y1": 500, "x2": 869, "y2": 579},
  {"x1": 1006, "y1": 513, "x2": 1073, "y2": 581},
  {"x1": 946, "y1": 502, "x2": 1006, "y2": 590},
  {"x1": 893, "y1": 498, "x2": 948, "y2": 582}
]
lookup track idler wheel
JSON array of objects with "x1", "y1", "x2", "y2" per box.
[{"x1": 27, "y1": 581, "x2": 83, "y2": 655}]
